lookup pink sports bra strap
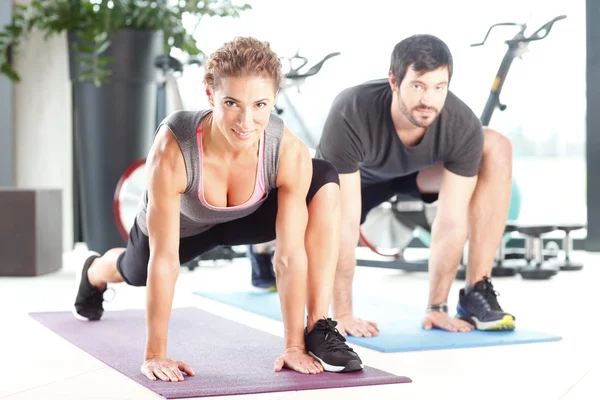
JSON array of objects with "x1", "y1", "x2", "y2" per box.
[{"x1": 196, "y1": 124, "x2": 267, "y2": 210}]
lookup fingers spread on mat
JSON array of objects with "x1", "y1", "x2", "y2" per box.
[
  {"x1": 336, "y1": 316, "x2": 380, "y2": 337},
  {"x1": 275, "y1": 350, "x2": 324, "y2": 375},
  {"x1": 422, "y1": 312, "x2": 474, "y2": 332},
  {"x1": 178, "y1": 360, "x2": 195, "y2": 376},
  {"x1": 273, "y1": 356, "x2": 284, "y2": 372}
]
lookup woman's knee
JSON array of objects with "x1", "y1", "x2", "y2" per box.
[
  {"x1": 312, "y1": 158, "x2": 340, "y2": 186},
  {"x1": 308, "y1": 159, "x2": 340, "y2": 205},
  {"x1": 116, "y1": 252, "x2": 148, "y2": 287}
]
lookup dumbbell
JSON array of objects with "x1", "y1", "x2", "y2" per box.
[
  {"x1": 455, "y1": 223, "x2": 521, "y2": 280},
  {"x1": 516, "y1": 224, "x2": 559, "y2": 280},
  {"x1": 455, "y1": 262, "x2": 467, "y2": 280},
  {"x1": 454, "y1": 240, "x2": 469, "y2": 280},
  {"x1": 491, "y1": 223, "x2": 524, "y2": 277},
  {"x1": 554, "y1": 223, "x2": 586, "y2": 271},
  {"x1": 455, "y1": 222, "x2": 520, "y2": 280}
]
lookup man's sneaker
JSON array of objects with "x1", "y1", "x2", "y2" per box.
[
  {"x1": 456, "y1": 276, "x2": 515, "y2": 331},
  {"x1": 73, "y1": 252, "x2": 108, "y2": 321},
  {"x1": 247, "y1": 246, "x2": 277, "y2": 293},
  {"x1": 305, "y1": 318, "x2": 364, "y2": 372}
]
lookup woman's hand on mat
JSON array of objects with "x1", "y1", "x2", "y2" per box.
[
  {"x1": 422, "y1": 311, "x2": 474, "y2": 332},
  {"x1": 141, "y1": 356, "x2": 195, "y2": 382},
  {"x1": 335, "y1": 315, "x2": 380, "y2": 337},
  {"x1": 274, "y1": 347, "x2": 324, "y2": 374}
]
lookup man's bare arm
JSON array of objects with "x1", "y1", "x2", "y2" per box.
[
  {"x1": 328, "y1": 170, "x2": 379, "y2": 337},
  {"x1": 428, "y1": 168, "x2": 478, "y2": 306},
  {"x1": 331, "y1": 171, "x2": 361, "y2": 319}
]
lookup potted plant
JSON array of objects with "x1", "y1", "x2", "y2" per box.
[{"x1": 0, "y1": 0, "x2": 251, "y2": 252}]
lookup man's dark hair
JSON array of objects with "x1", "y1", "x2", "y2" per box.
[{"x1": 390, "y1": 34, "x2": 453, "y2": 87}]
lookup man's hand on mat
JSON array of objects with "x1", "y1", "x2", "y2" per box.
[
  {"x1": 422, "y1": 311, "x2": 474, "y2": 332},
  {"x1": 274, "y1": 347, "x2": 324, "y2": 374},
  {"x1": 141, "y1": 356, "x2": 195, "y2": 382},
  {"x1": 335, "y1": 315, "x2": 380, "y2": 337}
]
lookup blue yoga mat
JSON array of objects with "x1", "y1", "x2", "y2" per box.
[{"x1": 193, "y1": 291, "x2": 562, "y2": 353}]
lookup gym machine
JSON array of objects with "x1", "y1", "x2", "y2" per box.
[{"x1": 274, "y1": 50, "x2": 340, "y2": 148}]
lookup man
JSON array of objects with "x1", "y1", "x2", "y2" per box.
[{"x1": 251, "y1": 33, "x2": 516, "y2": 336}]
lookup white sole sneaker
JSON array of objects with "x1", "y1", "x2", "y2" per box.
[{"x1": 308, "y1": 351, "x2": 364, "y2": 372}]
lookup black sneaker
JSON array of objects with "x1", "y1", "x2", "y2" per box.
[
  {"x1": 456, "y1": 276, "x2": 516, "y2": 331},
  {"x1": 247, "y1": 246, "x2": 277, "y2": 293},
  {"x1": 72, "y1": 252, "x2": 108, "y2": 321},
  {"x1": 305, "y1": 318, "x2": 364, "y2": 372}
]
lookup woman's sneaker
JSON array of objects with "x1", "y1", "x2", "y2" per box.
[
  {"x1": 456, "y1": 276, "x2": 516, "y2": 331},
  {"x1": 305, "y1": 318, "x2": 364, "y2": 372},
  {"x1": 72, "y1": 252, "x2": 108, "y2": 321}
]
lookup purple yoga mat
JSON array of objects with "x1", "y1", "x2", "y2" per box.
[{"x1": 29, "y1": 307, "x2": 410, "y2": 398}]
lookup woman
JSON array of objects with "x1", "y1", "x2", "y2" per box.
[{"x1": 72, "y1": 37, "x2": 363, "y2": 382}]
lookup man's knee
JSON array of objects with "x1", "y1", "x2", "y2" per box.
[
  {"x1": 483, "y1": 128, "x2": 513, "y2": 162},
  {"x1": 416, "y1": 161, "x2": 444, "y2": 193}
]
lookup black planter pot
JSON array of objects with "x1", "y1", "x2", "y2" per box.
[{"x1": 68, "y1": 29, "x2": 163, "y2": 253}]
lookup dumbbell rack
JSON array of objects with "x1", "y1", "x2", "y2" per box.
[
  {"x1": 455, "y1": 222, "x2": 586, "y2": 280},
  {"x1": 356, "y1": 223, "x2": 587, "y2": 280}
]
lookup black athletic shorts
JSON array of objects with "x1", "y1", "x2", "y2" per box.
[
  {"x1": 116, "y1": 158, "x2": 339, "y2": 286},
  {"x1": 360, "y1": 171, "x2": 439, "y2": 224}
]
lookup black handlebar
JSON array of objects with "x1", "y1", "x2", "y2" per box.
[
  {"x1": 282, "y1": 51, "x2": 341, "y2": 80},
  {"x1": 477, "y1": 15, "x2": 566, "y2": 126},
  {"x1": 154, "y1": 54, "x2": 203, "y2": 74},
  {"x1": 507, "y1": 15, "x2": 567, "y2": 44},
  {"x1": 471, "y1": 22, "x2": 524, "y2": 47},
  {"x1": 471, "y1": 15, "x2": 566, "y2": 47}
]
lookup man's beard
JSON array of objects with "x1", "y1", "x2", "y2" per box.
[{"x1": 398, "y1": 95, "x2": 438, "y2": 128}]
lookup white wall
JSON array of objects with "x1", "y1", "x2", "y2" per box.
[
  {"x1": 7, "y1": 0, "x2": 586, "y2": 249},
  {"x1": 188, "y1": 0, "x2": 584, "y2": 149},
  {"x1": 13, "y1": 0, "x2": 73, "y2": 251}
]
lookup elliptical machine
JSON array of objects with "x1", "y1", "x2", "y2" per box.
[
  {"x1": 357, "y1": 15, "x2": 569, "y2": 279},
  {"x1": 274, "y1": 50, "x2": 340, "y2": 148}
]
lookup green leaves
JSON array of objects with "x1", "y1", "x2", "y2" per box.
[
  {"x1": 72, "y1": 30, "x2": 114, "y2": 86},
  {"x1": 0, "y1": 0, "x2": 252, "y2": 86}
]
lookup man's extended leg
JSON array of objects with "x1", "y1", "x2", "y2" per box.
[
  {"x1": 416, "y1": 129, "x2": 515, "y2": 331},
  {"x1": 457, "y1": 128, "x2": 516, "y2": 330},
  {"x1": 466, "y1": 128, "x2": 513, "y2": 283}
]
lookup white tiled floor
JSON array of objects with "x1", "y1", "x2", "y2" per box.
[{"x1": 1, "y1": 248, "x2": 599, "y2": 399}]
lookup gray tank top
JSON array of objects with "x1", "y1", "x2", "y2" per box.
[{"x1": 135, "y1": 109, "x2": 284, "y2": 238}]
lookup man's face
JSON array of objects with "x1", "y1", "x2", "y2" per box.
[{"x1": 390, "y1": 65, "x2": 449, "y2": 128}]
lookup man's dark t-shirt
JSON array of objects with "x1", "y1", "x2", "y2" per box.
[{"x1": 315, "y1": 79, "x2": 484, "y2": 186}]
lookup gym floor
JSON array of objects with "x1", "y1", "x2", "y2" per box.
[{"x1": 1, "y1": 247, "x2": 597, "y2": 400}]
